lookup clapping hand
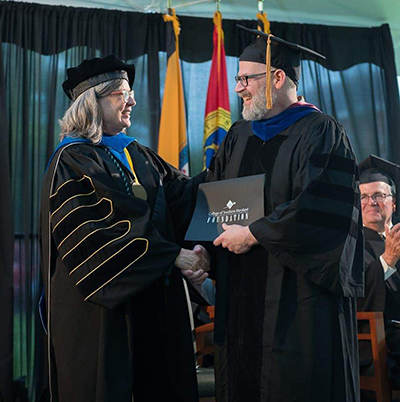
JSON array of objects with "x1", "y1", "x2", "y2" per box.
[{"x1": 382, "y1": 223, "x2": 400, "y2": 267}]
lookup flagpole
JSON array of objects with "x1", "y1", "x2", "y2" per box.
[
  {"x1": 159, "y1": 1, "x2": 188, "y2": 174},
  {"x1": 215, "y1": 0, "x2": 220, "y2": 12},
  {"x1": 258, "y1": 0, "x2": 264, "y2": 13}
]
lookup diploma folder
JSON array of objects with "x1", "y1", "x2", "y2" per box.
[{"x1": 185, "y1": 174, "x2": 265, "y2": 242}]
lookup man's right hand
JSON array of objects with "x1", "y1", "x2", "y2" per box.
[
  {"x1": 181, "y1": 269, "x2": 209, "y2": 285},
  {"x1": 175, "y1": 245, "x2": 210, "y2": 272},
  {"x1": 382, "y1": 223, "x2": 400, "y2": 267}
]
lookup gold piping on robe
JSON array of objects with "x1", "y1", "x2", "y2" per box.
[
  {"x1": 56, "y1": 199, "x2": 113, "y2": 249},
  {"x1": 75, "y1": 232, "x2": 146, "y2": 283},
  {"x1": 68, "y1": 220, "x2": 131, "y2": 272},
  {"x1": 50, "y1": 175, "x2": 96, "y2": 219},
  {"x1": 52, "y1": 198, "x2": 112, "y2": 233},
  {"x1": 50, "y1": 175, "x2": 90, "y2": 198},
  {"x1": 83, "y1": 238, "x2": 149, "y2": 301},
  {"x1": 63, "y1": 219, "x2": 130, "y2": 261}
]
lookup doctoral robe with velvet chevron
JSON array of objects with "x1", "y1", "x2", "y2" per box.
[
  {"x1": 40, "y1": 140, "x2": 203, "y2": 402},
  {"x1": 207, "y1": 113, "x2": 364, "y2": 402}
]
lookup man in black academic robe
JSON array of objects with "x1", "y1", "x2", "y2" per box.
[
  {"x1": 357, "y1": 155, "x2": 400, "y2": 389},
  {"x1": 206, "y1": 27, "x2": 364, "y2": 402}
]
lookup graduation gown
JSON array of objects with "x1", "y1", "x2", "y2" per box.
[
  {"x1": 40, "y1": 139, "x2": 203, "y2": 402},
  {"x1": 357, "y1": 226, "x2": 400, "y2": 319},
  {"x1": 357, "y1": 227, "x2": 400, "y2": 385},
  {"x1": 207, "y1": 114, "x2": 364, "y2": 402}
]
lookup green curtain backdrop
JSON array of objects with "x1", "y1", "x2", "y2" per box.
[{"x1": 0, "y1": 42, "x2": 14, "y2": 402}]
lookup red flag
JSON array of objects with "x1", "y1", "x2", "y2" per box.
[{"x1": 203, "y1": 11, "x2": 231, "y2": 169}]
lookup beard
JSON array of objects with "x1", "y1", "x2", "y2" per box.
[{"x1": 241, "y1": 82, "x2": 277, "y2": 121}]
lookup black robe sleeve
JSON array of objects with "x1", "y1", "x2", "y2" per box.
[
  {"x1": 135, "y1": 144, "x2": 207, "y2": 245},
  {"x1": 45, "y1": 144, "x2": 182, "y2": 310},
  {"x1": 163, "y1": 171, "x2": 208, "y2": 246}
]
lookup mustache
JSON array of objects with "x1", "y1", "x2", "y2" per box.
[{"x1": 239, "y1": 91, "x2": 252, "y2": 99}]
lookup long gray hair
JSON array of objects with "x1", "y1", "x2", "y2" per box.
[{"x1": 59, "y1": 78, "x2": 125, "y2": 143}]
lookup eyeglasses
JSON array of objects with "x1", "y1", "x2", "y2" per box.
[
  {"x1": 109, "y1": 89, "x2": 135, "y2": 103},
  {"x1": 234, "y1": 70, "x2": 276, "y2": 88},
  {"x1": 360, "y1": 192, "x2": 393, "y2": 205}
]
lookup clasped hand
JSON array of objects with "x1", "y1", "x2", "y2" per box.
[{"x1": 175, "y1": 245, "x2": 210, "y2": 285}]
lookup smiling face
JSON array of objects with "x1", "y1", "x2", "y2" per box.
[
  {"x1": 99, "y1": 80, "x2": 136, "y2": 135},
  {"x1": 360, "y1": 181, "x2": 395, "y2": 232},
  {"x1": 235, "y1": 61, "x2": 280, "y2": 121},
  {"x1": 235, "y1": 61, "x2": 268, "y2": 121}
]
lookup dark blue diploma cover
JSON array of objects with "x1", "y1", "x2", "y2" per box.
[{"x1": 185, "y1": 174, "x2": 265, "y2": 241}]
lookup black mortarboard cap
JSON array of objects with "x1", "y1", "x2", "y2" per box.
[
  {"x1": 238, "y1": 25, "x2": 325, "y2": 87},
  {"x1": 359, "y1": 154, "x2": 400, "y2": 213},
  {"x1": 62, "y1": 55, "x2": 135, "y2": 100},
  {"x1": 237, "y1": 24, "x2": 325, "y2": 109}
]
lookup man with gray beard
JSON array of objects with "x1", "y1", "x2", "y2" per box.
[{"x1": 206, "y1": 26, "x2": 364, "y2": 402}]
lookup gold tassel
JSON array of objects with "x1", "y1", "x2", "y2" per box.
[
  {"x1": 257, "y1": 11, "x2": 271, "y2": 34},
  {"x1": 265, "y1": 34, "x2": 273, "y2": 110}
]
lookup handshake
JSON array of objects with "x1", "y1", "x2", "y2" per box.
[{"x1": 175, "y1": 245, "x2": 210, "y2": 285}]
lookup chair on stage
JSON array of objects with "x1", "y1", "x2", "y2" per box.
[{"x1": 357, "y1": 311, "x2": 390, "y2": 402}]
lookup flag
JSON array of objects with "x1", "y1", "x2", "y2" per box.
[
  {"x1": 158, "y1": 9, "x2": 189, "y2": 175},
  {"x1": 257, "y1": 10, "x2": 271, "y2": 34},
  {"x1": 203, "y1": 11, "x2": 231, "y2": 169}
]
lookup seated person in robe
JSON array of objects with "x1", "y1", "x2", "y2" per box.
[{"x1": 358, "y1": 154, "x2": 400, "y2": 389}]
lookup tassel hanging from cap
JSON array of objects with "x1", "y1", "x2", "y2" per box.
[
  {"x1": 265, "y1": 34, "x2": 273, "y2": 109},
  {"x1": 256, "y1": 1, "x2": 272, "y2": 109},
  {"x1": 256, "y1": 12, "x2": 271, "y2": 34}
]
